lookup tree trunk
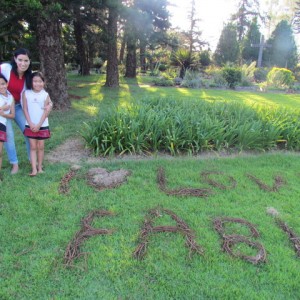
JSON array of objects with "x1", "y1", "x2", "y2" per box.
[
  {"x1": 105, "y1": 5, "x2": 119, "y2": 87},
  {"x1": 125, "y1": 33, "x2": 137, "y2": 78},
  {"x1": 119, "y1": 34, "x2": 126, "y2": 64},
  {"x1": 37, "y1": 14, "x2": 69, "y2": 110},
  {"x1": 74, "y1": 6, "x2": 90, "y2": 75},
  {"x1": 139, "y1": 41, "x2": 147, "y2": 73}
]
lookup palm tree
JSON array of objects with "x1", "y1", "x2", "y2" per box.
[{"x1": 170, "y1": 48, "x2": 198, "y2": 78}]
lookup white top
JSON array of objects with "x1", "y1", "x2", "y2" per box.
[
  {"x1": 0, "y1": 91, "x2": 13, "y2": 125},
  {"x1": 24, "y1": 89, "x2": 49, "y2": 127}
]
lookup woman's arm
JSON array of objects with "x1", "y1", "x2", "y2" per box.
[
  {"x1": 36, "y1": 95, "x2": 51, "y2": 130},
  {"x1": 44, "y1": 96, "x2": 53, "y2": 116}
]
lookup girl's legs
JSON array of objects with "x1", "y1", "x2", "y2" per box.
[
  {"x1": 37, "y1": 140, "x2": 45, "y2": 173},
  {"x1": 29, "y1": 138, "x2": 38, "y2": 176}
]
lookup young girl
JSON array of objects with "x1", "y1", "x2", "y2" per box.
[
  {"x1": 0, "y1": 74, "x2": 15, "y2": 171},
  {"x1": 22, "y1": 72, "x2": 51, "y2": 176}
]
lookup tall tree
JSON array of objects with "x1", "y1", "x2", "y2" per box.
[
  {"x1": 231, "y1": 0, "x2": 261, "y2": 42},
  {"x1": 123, "y1": 0, "x2": 170, "y2": 78},
  {"x1": 213, "y1": 23, "x2": 239, "y2": 66},
  {"x1": 36, "y1": 1, "x2": 69, "y2": 109},
  {"x1": 104, "y1": 0, "x2": 120, "y2": 87},
  {"x1": 265, "y1": 0, "x2": 298, "y2": 36},
  {"x1": 73, "y1": 4, "x2": 90, "y2": 75},
  {"x1": 1, "y1": 0, "x2": 69, "y2": 109},
  {"x1": 180, "y1": 0, "x2": 205, "y2": 62},
  {"x1": 264, "y1": 20, "x2": 298, "y2": 69},
  {"x1": 241, "y1": 17, "x2": 261, "y2": 63}
]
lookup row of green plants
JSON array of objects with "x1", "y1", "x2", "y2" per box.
[
  {"x1": 81, "y1": 97, "x2": 300, "y2": 156},
  {"x1": 153, "y1": 63, "x2": 299, "y2": 91}
]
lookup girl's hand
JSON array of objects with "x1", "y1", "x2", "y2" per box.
[
  {"x1": 30, "y1": 123, "x2": 37, "y2": 132},
  {"x1": 2, "y1": 103, "x2": 10, "y2": 111}
]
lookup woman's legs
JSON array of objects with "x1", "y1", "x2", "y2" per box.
[
  {"x1": 4, "y1": 119, "x2": 19, "y2": 173},
  {"x1": 4, "y1": 104, "x2": 30, "y2": 174},
  {"x1": 14, "y1": 104, "x2": 30, "y2": 159}
]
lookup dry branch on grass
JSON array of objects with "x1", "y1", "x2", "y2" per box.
[
  {"x1": 133, "y1": 207, "x2": 204, "y2": 260},
  {"x1": 64, "y1": 210, "x2": 114, "y2": 267},
  {"x1": 246, "y1": 174, "x2": 285, "y2": 192},
  {"x1": 157, "y1": 167, "x2": 212, "y2": 197},
  {"x1": 276, "y1": 219, "x2": 300, "y2": 257},
  {"x1": 58, "y1": 169, "x2": 78, "y2": 194},
  {"x1": 214, "y1": 217, "x2": 266, "y2": 264},
  {"x1": 200, "y1": 170, "x2": 237, "y2": 190}
]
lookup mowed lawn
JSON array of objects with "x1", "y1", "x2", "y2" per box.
[{"x1": 1, "y1": 74, "x2": 300, "y2": 299}]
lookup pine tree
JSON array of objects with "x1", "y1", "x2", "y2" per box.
[{"x1": 213, "y1": 23, "x2": 239, "y2": 66}]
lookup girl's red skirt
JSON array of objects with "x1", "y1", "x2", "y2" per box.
[{"x1": 24, "y1": 125, "x2": 51, "y2": 140}]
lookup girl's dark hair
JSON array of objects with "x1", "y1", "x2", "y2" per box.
[
  {"x1": 0, "y1": 73, "x2": 8, "y2": 83},
  {"x1": 11, "y1": 48, "x2": 32, "y2": 89},
  {"x1": 31, "y1": 71, "x2": 45, "y2": 82}
]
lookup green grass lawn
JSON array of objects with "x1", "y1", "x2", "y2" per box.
[{"x1": 1, "y1": 74, "x2": 300, "y2": 299}]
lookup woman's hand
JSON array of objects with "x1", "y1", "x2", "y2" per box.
[{"x1": 44, "y1": 100, "x2": 53, "y2": 114}]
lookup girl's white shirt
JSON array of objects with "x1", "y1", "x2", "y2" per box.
[
  {"x1": 24, "y1": 89, "x2": 49, "y2": 127},
  {"x1": 0, "y1": 91, "x2": 13, "y2": 125}
]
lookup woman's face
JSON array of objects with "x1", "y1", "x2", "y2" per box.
[{"x1": 14, "y1": 54, "x2": 30, "y2": 73}]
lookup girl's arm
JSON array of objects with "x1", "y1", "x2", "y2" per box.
[
  {"x1": 0, "y1": 103, "x2": 10, "y2": 112},
  {"x1": 22, "y1": 91, "x2": 34, "y2": 129},
  {"x1": 0, "y1": 100, "x2": 14, "y2": 119},
  {"x1": 36, "y1": 95, "x2": 51, "y2": 130}
]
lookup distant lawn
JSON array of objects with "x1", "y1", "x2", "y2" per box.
[{"x1": 1, "y1": 74, "x2": 300, "y2": 299}]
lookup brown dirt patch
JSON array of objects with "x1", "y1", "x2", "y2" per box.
[
  {"x1": 45, "y1": 137, "x2": 99, "y2": 164},
  {"x1": 87, "y1": 167, "x2": 131, "y2": 190}
]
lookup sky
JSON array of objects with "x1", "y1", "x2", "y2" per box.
[
  {"x1": 167, "y1": 0, "x2": 300, "y2": 52},
  {"x1": 167, "y1": 0, "x2": 237, "y2": 50}
]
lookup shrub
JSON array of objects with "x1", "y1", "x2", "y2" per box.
[
  {"x1": 267, "y1": 67, "x2": 296, "y2": 89},
  {"x1": 180, "y1": 70, "x2": 202, "y2": 88},
  {"x1": 240, "y1": 62, "x2": 256, "y2": 86},
  {"x1": 205, "y1": 66, "x2": 227, "y2": 88},
  {"x1": 222, "y1": 66, "x2": 242, "y2": 89},
  {"x1": 153, "y1": 74, "x2": 174, "y2": 86},
  {"x1": 158, "y1": 63, "x2": 167, "y2": 71},
  {"x1": 294, "y1": 64, "x2": 300, "y2": 81},
  {"x1": 81, "y1": 98, "x2": 300, "y2": 156},
  {"x1": 254, "y1": 68, "x2": 269, "y2": 82}
]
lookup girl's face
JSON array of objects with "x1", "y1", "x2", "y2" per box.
[
  {"x1": 32, "y1": 76, "x2": 45, "y2": 92},
  {"x1": 14, "y1": 54, "x2": 30, "y2": 74},
  {"x1": 0, "y1": 78, "x2": 8, "y2": 96}
]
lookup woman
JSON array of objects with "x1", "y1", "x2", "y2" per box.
[{"x1": 0, "y1": 48, "x2": 52, "y2": 174}]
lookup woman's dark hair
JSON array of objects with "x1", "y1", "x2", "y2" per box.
[
  {"x1": 11, "y1": 48, "x2": 32, "y2": 89},
  {"x1": 0, "y1": 73, "x2": 8, "y2": 83}
]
